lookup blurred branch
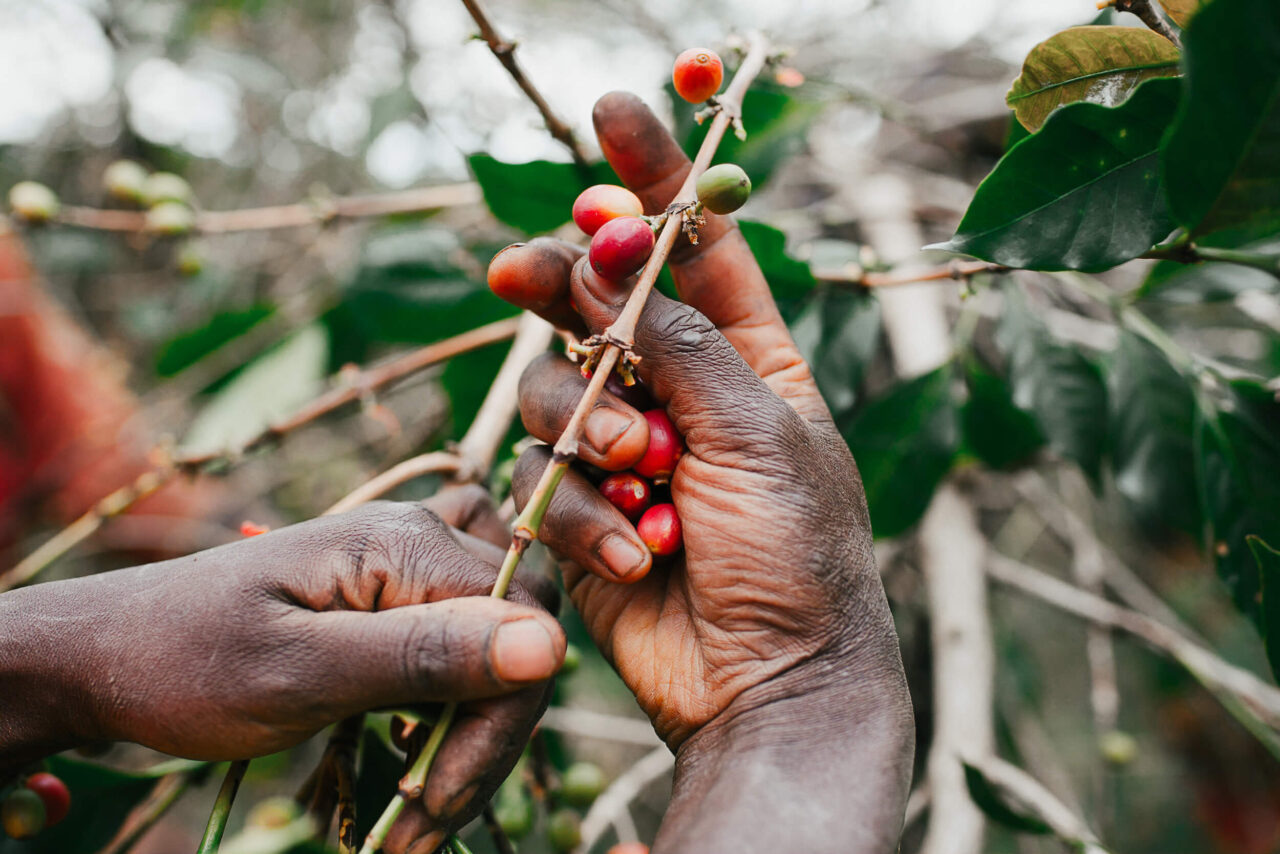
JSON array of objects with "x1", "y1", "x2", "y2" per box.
[
  {"x1": 578, "y1": 746, "x2": 674, "y2": 852},
  {"x1": 0, "y1": 317, "x2": 521, "y2": 592},
  {"x1": 988, "y1": 553, "x2": 1280, "y2": 756},
  {"x1": 815, "y1": 259, "x2": 1007, "y2": 289},
  {"x1": 964, "y1": 756, "x2": 1110, "y2": 854},
  {"x1": 459, "y1": 0, "x2": 592, "y2": 170},
  {"x1": 97, "y1": 768, "x2": 207, "y2": 854},
  {"x1": 1106, "y1": 0, "x2": 1182, "y2": 47},
  {"x1": 539, "y1": 707, "x2": 664, "y2": 748},
  {"x1": 482, "y1": 804, "x2": 516, "y2": 854},
  {"x1": 49, "y1": 183, "x2": 481, "y2": 234}
]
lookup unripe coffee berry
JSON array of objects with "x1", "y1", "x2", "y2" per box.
[
  {"x1": 561, "y1": 761, "x2": 608, "y2": 807},
  {"x1": 141, "y1": 172, "x2": 193, "y2": 207},
  {"x1": 599, "y1": 472, "x2": 652, "y2": 521},
  {"x1": 672, "y1": 48, "x2": 724, "y2": 103},
  {"x1": 632, "y1": 409, "x2": 683, "y2": 480},
  {"x1": 245, "y1": 796, "x2": 299, "y2": 830},
  {"x1": 146, "y1": 202, "x2": 196, "y2": 236},
  {"x1": 1, "y1": 788, "x2": 45, "y2": 839},
  {"x1": 494, "y1": 797, "x2": 534, "y2": 839},
  {"x1": 560, "y1": 642, "x2": 583, "y2": 675},
  {"x1": 103, "y1": 160, "x2": 149, "y2": 203},
  {"x1": 637, "y1": 503, "x2": 682, "y2": 556},
  {"x1": 696, "y1": 164, "x2": 752, "y2": 215},
  {"x1": 24, "y1": 773, "x2": 70, "y2": 827},
  {"x1": 589, "y1": 216, "x2": 654, "y2": 281},
  {"x1": 573, "y1": 184, "x2": 644, "y2": 236},
  {"x1": 547, "y1": 808, "x2": 582, "y2": 852},
  {"x1": 8, "y1": 182, "x2": 60, "y2": 223}
]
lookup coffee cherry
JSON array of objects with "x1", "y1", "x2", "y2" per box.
[
  {"x1": 1, "y1": 788, "x2": 45, "y2": 839},
  {"x1": 561, "y1": 762, "x2": 608, "y2": 807},
  {"x1": 141, "y1": 172, "x2": 193, "y2": 207},
  {"x1": 696, "y1": 164, "x2": 752, "y2": 215},
  {"x1": 146, "y1": 202, "x2": 195, "y2": 236},
  {"x1": 493, "y1": 796, "x2": 534, "y2": 839},
  {"x1": 599, "y1": 472, "x2": 652, "y2": 521},
  {"x1": 547, "y1": 808, "x2": 582, "y2": 853},
  {"x1": 8, "y1": 181, "x2": 60, "y2": 223},
  {"x1": 24, "y1": 773, "x2": 69, "y2": 827},
  {"x1": 1098, "y1": 730, "x2": 1138, "y2": 766},
  {"x1": 573, "y1": 184, "x2": 644, "y2": 236},
  {"x1": 103, "y1": 160, "x2": 149, "y2": 203},
  {"x1": 245, "y1": 796, "x2": 299, "y2": 830},
  {"x1": 560, "y1": 642, "x2": 583, "y2": 676},
  {"x1": 176, "y1": 242, "x2": 204, "y2": 277},
  {"x1": 589, "y1": 216, "x2": 654, "y2": 281},
  {"x1": 239, "y1": 520, "x2": 270, "y2": 537},
  {"x1": 637, "y1": 503, "x2": 682, "y2": 556},
  {"x1": 607, "y1": 844, "x2": 650, "y2": 854},
  {"x1": 672, "y1": 48, "x2": 724, "y2": 103},
  {"x1": 632, "y1": 409, "x2": 683, "y2": 480}
]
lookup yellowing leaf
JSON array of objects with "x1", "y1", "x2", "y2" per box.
[
  {"x1": 1160, "y1": 0, "x2": 1207, "y2": 29},
  {"x1": 1007, "y1": 26, "x2": 1181, "y2": 131}
]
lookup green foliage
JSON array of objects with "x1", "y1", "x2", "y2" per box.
[
  {"x1": 155, "y1": 305, "x2": 274, "y2": 378},
  {"x1": 790, "y1": 287, "x2": 880, "y2": 421},
  {"x1": 960, "y1": 359, "x2": 1045, "y2": 469},
  {"x1": 1161, "y1": 0, "x2": 1280, "y2": 240},
  {"x1": 1249, "y1": 536, "x2": 1280, "y2": 683},
  {"x1": 997, "y1": 289, "x2": 1108, "y2": 480},
  {"x1": 841, "y1": 366, "x2": 959, "y2": 538},
  {"x1": 933, "y1": 77, "x2": 1181, "y2": 271},
  {"x1": 1006, "y1": 26, "x2": 1180, "y2": 132},
  {"x1": 738, "y1": 220, "x2": 817, "y2": 305},
  {"x1": 468, "y1": 155, "x2": 616, "y2": 235},
  {"x1": 962, "y1": 762, "x2": 1052, "y2": 836}
]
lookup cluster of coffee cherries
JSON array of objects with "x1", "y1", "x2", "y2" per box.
[
  {"x1": 7, "y1": 160, "x2": 197, "y2": 238},
  {"x1": 1, "y1": 770, "x2": 71, "y2": 840}
]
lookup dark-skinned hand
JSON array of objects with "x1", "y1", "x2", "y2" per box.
[
  {"x1": 490, "y1": 92, "x2": 914, "y2": 851},
  {"x1": 0, "y1": 487, "x2": 559, "y2": 854}
]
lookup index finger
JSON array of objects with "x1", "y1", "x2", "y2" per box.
[{"x1": 592, "y1": 91, "x2": 826, "y2": 419}]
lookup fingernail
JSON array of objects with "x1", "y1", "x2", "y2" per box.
[
  {"x1": 585, "y1": 408, "x2": 633, "y2": 456},
  {"x1": 492, "y1": 619, "x2": 558, "y2": 682},
  {"x1": 599, "y1": 533, "x2": 648, "y2": 580}
]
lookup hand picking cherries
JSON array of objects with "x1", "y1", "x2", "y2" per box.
[{"x1": 1, "y1": 770, "x2": 71, "y2": 839}]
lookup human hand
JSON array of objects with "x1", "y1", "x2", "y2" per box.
[{"x1": 0, "y1": 487, "x2": 562, "y2": 853}]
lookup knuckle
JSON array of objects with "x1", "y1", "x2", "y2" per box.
[
  {"x1": 511, "y1": 446, "x2": 552, "y2": 505},
  {"x1": 641, "y1": 300, "x2": 716, "y2": 359}
]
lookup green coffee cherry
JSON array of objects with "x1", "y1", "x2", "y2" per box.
[
  {"x1": 493, "y1": 797, "x2": 534, "y2": 840},
  {"x1": 561, "y1": 643, "x2": 582, "y2": 676},
  {"x1": 695, "y1": 164, "x2": 751, "y2": 215},
  {"x1": 146, "y1": 202, "x2": 196, "y2": 236},
  {"x1": 245, "y1": 797, "x2": 300, "y2": 830},
  {"x1": 1098, "y1": 730, "x2": 1138, "y2": 766},
  {"x1": 561, "y1": 761, "x2": 607, "y2": 807},
  {"x1": 176, "y1": 242, "x2": 204, "y2": 276},
  {"x1": 8, "y1": 181, "x2": 60, "y2": 223},
  {"x1": 546, "y1": 808, "x2": 582, "y2": 853},
  {"x1": 103, "y1": 160, "x2": 149, "y2": 203},
  {"x1": 1, "y1": 788, "x2": 46, "y2": 839},
  {"x1": 142, "y1": 172, "x2": 193, "y2": 207}
]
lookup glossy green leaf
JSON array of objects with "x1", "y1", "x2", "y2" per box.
[
  {"x1": 841, "y1": 366, "x2": 959, "y2": 538},
  {"x1": 1161, "y1": 0, "x2": 1207, "y2": 29},
  {"x1": 1007, "y1": 26, "x2": 1181, "y2": 132},
  {"x1": 789, "y1": 287, "x2": 881, "y2": 421},
  {"x1": 1108, "y1": 332, "x2": 1200, "y2": 534},
  {"x1": 1162, "y1": 0, "x2": 1280, "y2": 238},
  {"x1": 155, "y1": 304, "x2": 274, "y2": 378},
  {"x1": 962, "y1": 762, "x2": 1053, "y2": 836},
  {"x1": 1248, "y1": 535, "x2": 1280, "y2": 683},
  {"x1": 961, "y1": 359, "x2": 1045, "y2": 469},
  {"x1": 468, "y1": 155, "x2": 616, "y2": 235},
  {"x1": 1195, "y1": 378, "x2": 1280, "y2": 624},
  {"x1": 932, "y1": 77, "x2": 1181, "y2": 272},
  {"x1": 997, "y1": 288, "x2": 1109, "y2": 479}
]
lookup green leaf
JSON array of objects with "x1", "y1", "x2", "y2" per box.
[
  {"x1": 789, "y1": 287, "x2": 881, "y2": 421},
  {"x1": 155, "y1": 305, "x2": 274, "y2": 378},
  {"x1": 1161, "y1": 0, "x2": 1207, "y2": 29},
  {"x1": 841, "y1": 366, "x2": 959, "y2": 538},
  {"x1": 1195, "y1": 378, "x2": 1280, "y2": 624},
  {"x1": 931, "y1": 76, "x2": 1181, "y2": 272},
  {"x1": 962, "y1": 762, "x2": 1053, "y2": 836},
  {"x1": 997, "y1": 288, "x2": 1109, "y2": 479},
  {"x1": 1248, "y1": 535, "x2": 1280, "y2": 683},
  {"x1": 180, "y1": 324, "x2": 329, "y2": 456},
  {"x1": 672, "y1": 84, "x2": 823, "y2": 189},
  {"x1": 1108, "y1": 331, "x2": 1200, "y2": 534},
  {"x1": 737, "y1": 220, "x2": 817, "y2": 304},
  {"x1": 1007, "y1": 26, "x2": 1181, "y2": 132},
  {"x1": 1161, "y1": 0, "x2": 1280, "y2": 238},
  {"x1": 468, "y1": 155, "x2": 616, "y2": 235},
  {"x1": 961, "y1": 359, "x2": 1045, "y2": 469}
]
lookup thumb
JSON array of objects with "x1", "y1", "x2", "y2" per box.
[
  {"x1": 569, "y1": 257, "x2": 804, "y2": 457},
  {"x1": 309, "y1": 597, "x2": 566, "y2": 715}
]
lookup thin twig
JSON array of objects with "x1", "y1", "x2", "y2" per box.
[
  {"x1": 356, "y1": 33, "x2": 773, "y2": 854},
  {"x1": 196, "y1": 760, "x2": 249, "y2": 854},
  {"x1": 96, "y1": 769, "x2": 205, "y2": 854},
  {"x1": 324, "y1": 453, "x2": 464, "y2": 516},
  {"x1": 539, "y1": 707, "x2": 663, "y2": 748},
  {"x1": 0, "y1": 317, "x2": 521, "y2": 592},
  {"x1": 814, "y1": 259, "x2": 1007, "y2": 289},
  {"x1": 482, "y1": 804, "x2": 517, "y2": 854},
  {"x1": 577, "y1": 746, "x2": 675, "y2": 852},
  {"x1": 50, "y1": 183, "x2": 480, "y2": 234},
  {"x1": 1111, "y1": 0, "x2": 1182, "y2": 47},
  {"x1": 459, "y1": 0, "x2": 591, "y2": 169},
  {"x1": 963, "y1": 755, "x2": 1109, "y2": 854}
]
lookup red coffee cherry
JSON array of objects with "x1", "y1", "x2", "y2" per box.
[
  {"x1": 632, "y1": 409, "x2": 683, "y2": 480},
  {"x1": 589, "y1": 216, "x2": 654, "y2": 281},
  {"x1": 573, "y1": 184, "x2": 644, "y2": 236},
  {"x1": 24, "y1": 773, "x2": 69, "y2": 827},
  {"x1": 637, "y1": 503, "x2": 682, "y2": 556},
  {"x1": 599, "y1": 472, "x2": 652, "y2": 521},
  {"x1": 1, "y1": 788, "x2": 45, "y2": 839},
  {"x1": 239, "y1": 520, "x2": 270, "y2": 538},
  {"x1": 672, "y1": 48, "x2": 724, "y2": 103},
  {"x1": 607, "y1": 844, "x2": 650, "y2": 854}
]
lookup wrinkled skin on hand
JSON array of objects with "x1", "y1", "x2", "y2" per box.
[
  {"x1": 0, "y1": 487, "x2": 561, "y2": 854},
  {"x1": 495, "y1": 92, "x2": 910, "y2": 753}
]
